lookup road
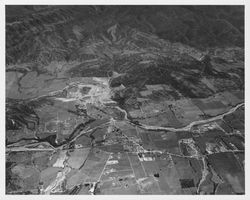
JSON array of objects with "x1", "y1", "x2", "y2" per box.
[{"x1": 6, "y1": 102, "x2": 244, "y2": 153}]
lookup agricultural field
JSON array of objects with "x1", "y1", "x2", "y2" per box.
[{"x1": 5, "y1": 5, "x2": 244, "y2": 195}]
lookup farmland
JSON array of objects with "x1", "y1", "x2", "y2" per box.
[{"x1": 5, "y1": 5, "x2": 244, "y2": 195}]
